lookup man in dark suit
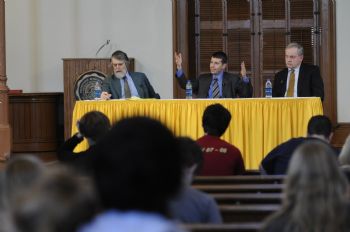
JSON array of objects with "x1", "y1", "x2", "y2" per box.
[
  {"x1": 100, "y1": 50, "x2": 159, "y2": 99},
  {"x1": 174, "y1": 51, "x2": 253, "y2": 98},
  {"x1": 272, "y1": 43, "x2": 324, "y2": 101},
  {"x1": 260, "y1": 115, "x2": 337, "y2": 175}
]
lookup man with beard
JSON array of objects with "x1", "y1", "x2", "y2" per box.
[{"x1": 100, "y1": 50, "x2": 159, "y2": 99}]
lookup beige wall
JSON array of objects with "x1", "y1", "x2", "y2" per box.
[
  {"x1": 336, "y1": 0, "x2": 350, "y2": 122},
  {"x1": 5, "y1": 0, "x2": 350, "y2": 122},
  {"x1": 5, "y1": 0, "x2": 173, "y2": 98}
]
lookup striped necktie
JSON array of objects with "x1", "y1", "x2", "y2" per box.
[
  {"x1": 286, "y1": 69, "x2": 295, "y2": 97},
  {"x1": 123, "y1": 77, "x2": 131, "y2": 98},
  {"x1": 212, "y1": 77, "x2": 220, "y2": 98}
]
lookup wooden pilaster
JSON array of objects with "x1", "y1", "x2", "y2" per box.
[{"x1": 0, "y1": 0, "x2": 11, "y2": 160}]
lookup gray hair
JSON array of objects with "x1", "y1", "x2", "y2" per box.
[{"x1": 286, "y1": 42, "x2": 304, "y2": 56}]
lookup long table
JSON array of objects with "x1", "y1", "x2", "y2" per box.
[{"x1": 71, "y1": 97, "x2": 323, "y2": 169}]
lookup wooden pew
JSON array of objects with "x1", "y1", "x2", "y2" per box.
[
  {"x1": 193, "y1": 175, "x2": 285, "y2": 185},
  {"x1": 219, "y1": 204, "x2": 280, "y2": 223},
  {"x1": 211, "y1": 193, "x2": 282, "y2": 205},
  {"x1": 193, "y1": 184, "x2": 284, "y2": 194},
  {"x1": 185, "y1": 223, "x2": 262, "y2": 232}
]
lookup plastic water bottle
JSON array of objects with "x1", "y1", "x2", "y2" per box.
[
  {"x1": 94, "y1": 81, "x2": 102, "y2": 100},
  {"x1": 185, "y1": 80, "x2": 192, "y2": 99},
  {"x1": 265, "y1": 79, "x2": 272, "y2": 98}
]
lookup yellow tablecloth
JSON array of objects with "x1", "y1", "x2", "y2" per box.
[{"x1": 71, "y1": 97, "x2": 323, "y2": 169}]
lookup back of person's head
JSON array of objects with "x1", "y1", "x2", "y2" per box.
[
  {"x1": 13, "y1": 166, "x2": 98, "y2": 232},
  {"x1": 339, "y1": 134, "x2": 350, "y2": 166},
  {"x1": 202, "y1": 103, "x2": 231, "y2": 137},
  {"x1": 280, "y1": 141, "x2": 348, "y2": 231},
  {"x1": 307, "y1": 115, "x2": 333, "y2": 140},
  {"x1": 211, "y1": 51, "x2": 228, "y2": 64},
  {"x1": 4, "y1": 155, "x2": 45, "y2": 204},
  {"x1": 78, "y1": 111, "x2": 111, "y2": 142},
  {"x1": 177, "y1": 137, "x2": 203, "y2": 174},
  {"x1": 92, "y1": 116, "x2": 182, "y2": 215}
]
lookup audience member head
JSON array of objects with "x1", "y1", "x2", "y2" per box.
[
  {"x1": 78, "y1": 110, "x2": 111, "y2": 145},
  {"x1": 92, "y1": 116, "x2": 182, "y2": 216},
  {"x1": 4, "y1": 155, "x2": 45, "y2": 205},
  {"x1": 306, "y1": 115, "x2": 333, "y2": 142},
  {"x1": 13, "y1": 166, "x2": 98, "y2": 232},
  {"x1": 339, "y1": 134, "x2": 350, "y2": 166},
  {"x1": 110, "y1": 50, "x2": 129, "y2": 79},
  {"x1": 267, "y1": 141, "x2": 348, "y2": 231},
  {"x1": 202, "y1": 103, "x2": 231, "y2": 137},
  {"x1": 177, "y1": 137, "x2": 203, "y2": 186}
]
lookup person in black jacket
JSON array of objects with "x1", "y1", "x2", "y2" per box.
[
  {"x1": 260, "y1": 115, "x2": 337, "y2": 175},
  {"x1": 174, "y1": 51, "x2": 253, "y2": 98},
  {"x1": 272, "y1": 42, "x2": 324, "y2": 101},
  {"x1": 57, "y1": 111, "x2": 111, "y2": 174}
]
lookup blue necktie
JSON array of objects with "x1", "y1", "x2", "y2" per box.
[{"x1": 212, "y1": 77, "x2": 220, "y2": 98}]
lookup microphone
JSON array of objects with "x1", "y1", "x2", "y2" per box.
[{"x1": 95, "y1": 40, "x2": 110, "y2": 57}]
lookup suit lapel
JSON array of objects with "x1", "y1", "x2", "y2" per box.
[
  {"x1": 222, "y1": 72, "x2": 230, "y2": 97},
  {"x1": 297, "y1": 64, "x2": 305, "y2": 96},
  {"x1": 112, "y1": 75, "x2": 122, "y2": 98},
  {"x1": 278, "y1": 69, "x2": 289, "y2": 94},
  {"x1": 202, "y1": 74, "x2": 212, "y2": 96},
  {"x1": 129, "y1": 72, "x2": 143, "y2": 97}
]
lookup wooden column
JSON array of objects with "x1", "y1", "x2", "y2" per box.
[{"x1": 0, "y1": 0, "x2": 11, "y2": 160}]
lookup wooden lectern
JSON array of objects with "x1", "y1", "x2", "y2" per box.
[{"x1": 62, "y1": 58, "x2": 134, "y2": 139}]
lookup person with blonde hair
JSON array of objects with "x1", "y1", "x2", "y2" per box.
[
  {"x1": 262, "y1": 140, "x2": 350, "y2": 232},
  {"x1": 339, "y1": 134, "x2": 350, "y2": 166}
]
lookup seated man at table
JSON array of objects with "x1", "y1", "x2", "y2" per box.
[
  {"x1": 197, "y1": 103, "x2": 245, "y2": 175},
  {"x1": 272, "y1": 42, "x2": 324, "y2": 100},
  {"x1": 260, "y1": 115, "x2": 337, "y2": 175},
  {"x1": 174, "y1": 51, "x2": 253, "y2": 98},
  {"x1": 100, "y1": 50, "x2": 160, "y2": 100}
]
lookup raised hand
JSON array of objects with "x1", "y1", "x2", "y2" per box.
[
  {"x1": 240, "y1": 61, "x2": 247, "y2": 77},
  {"x1": 174, "y1": 52, "x2": 183, "y2": 70}
]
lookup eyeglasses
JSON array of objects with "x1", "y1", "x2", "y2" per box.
[{"x1": 112, "y1": 62, "x2": 125, "y2": 68}]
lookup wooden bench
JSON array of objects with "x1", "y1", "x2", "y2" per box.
[
  {"x1": 211, "y1": 193, "x2": 282, "y2": 205},
  {"x1": 193, "y1": 175, "x2": 285, "y2": 185},
  {"x1": 184, "y1": 223, "x2": 262, "y2": 232},
  {"x1": 193, "y1": 184, "x2": 284, "y2": 194},
  {"x1": 219, "y1": 204, "x2": 280, "y2": 223}
]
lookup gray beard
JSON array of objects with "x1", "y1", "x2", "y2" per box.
[{"x1": 115, "y1": 72, "x2": 125, "y2": 79}]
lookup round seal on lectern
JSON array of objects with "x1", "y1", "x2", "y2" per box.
[{"x1": 74, "y1": 71, "x2": 106, "y2": 100}]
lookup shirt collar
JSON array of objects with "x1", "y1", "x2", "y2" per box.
[{"x1": 213, "y1": 71, "x2": 224, "y2": 81}]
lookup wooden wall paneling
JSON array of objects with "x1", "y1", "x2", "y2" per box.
[
  {"x1": 332, "y1": 123, "x2": 350, "y2": 149},
  {"x1": 8, "y1": 93, "x2": 63, "y2": 152},
  {"x1": 319, "y1": 0, "x2": 337, "y2": 124}
]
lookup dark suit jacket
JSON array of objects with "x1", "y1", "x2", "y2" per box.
[
  {"x1": 57, "y1": 134, "x2": 95, "y2": 175},
  {"x1": 102, "y1": 72, "x2": 159, "y2": 99},
  {"x1": 176, "y1": 72, "x2": 253, "y2": 98},
  {"x1": 261, "y1": 137, "x2": 338, "y2": 175},
  {"x1": 272, "y1": 63, "x2": 324, "y2": 101}
]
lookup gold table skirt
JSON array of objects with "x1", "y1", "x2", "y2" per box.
[{"x1": 71, "y1": 97, "x2": 323, "y2": 169}]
